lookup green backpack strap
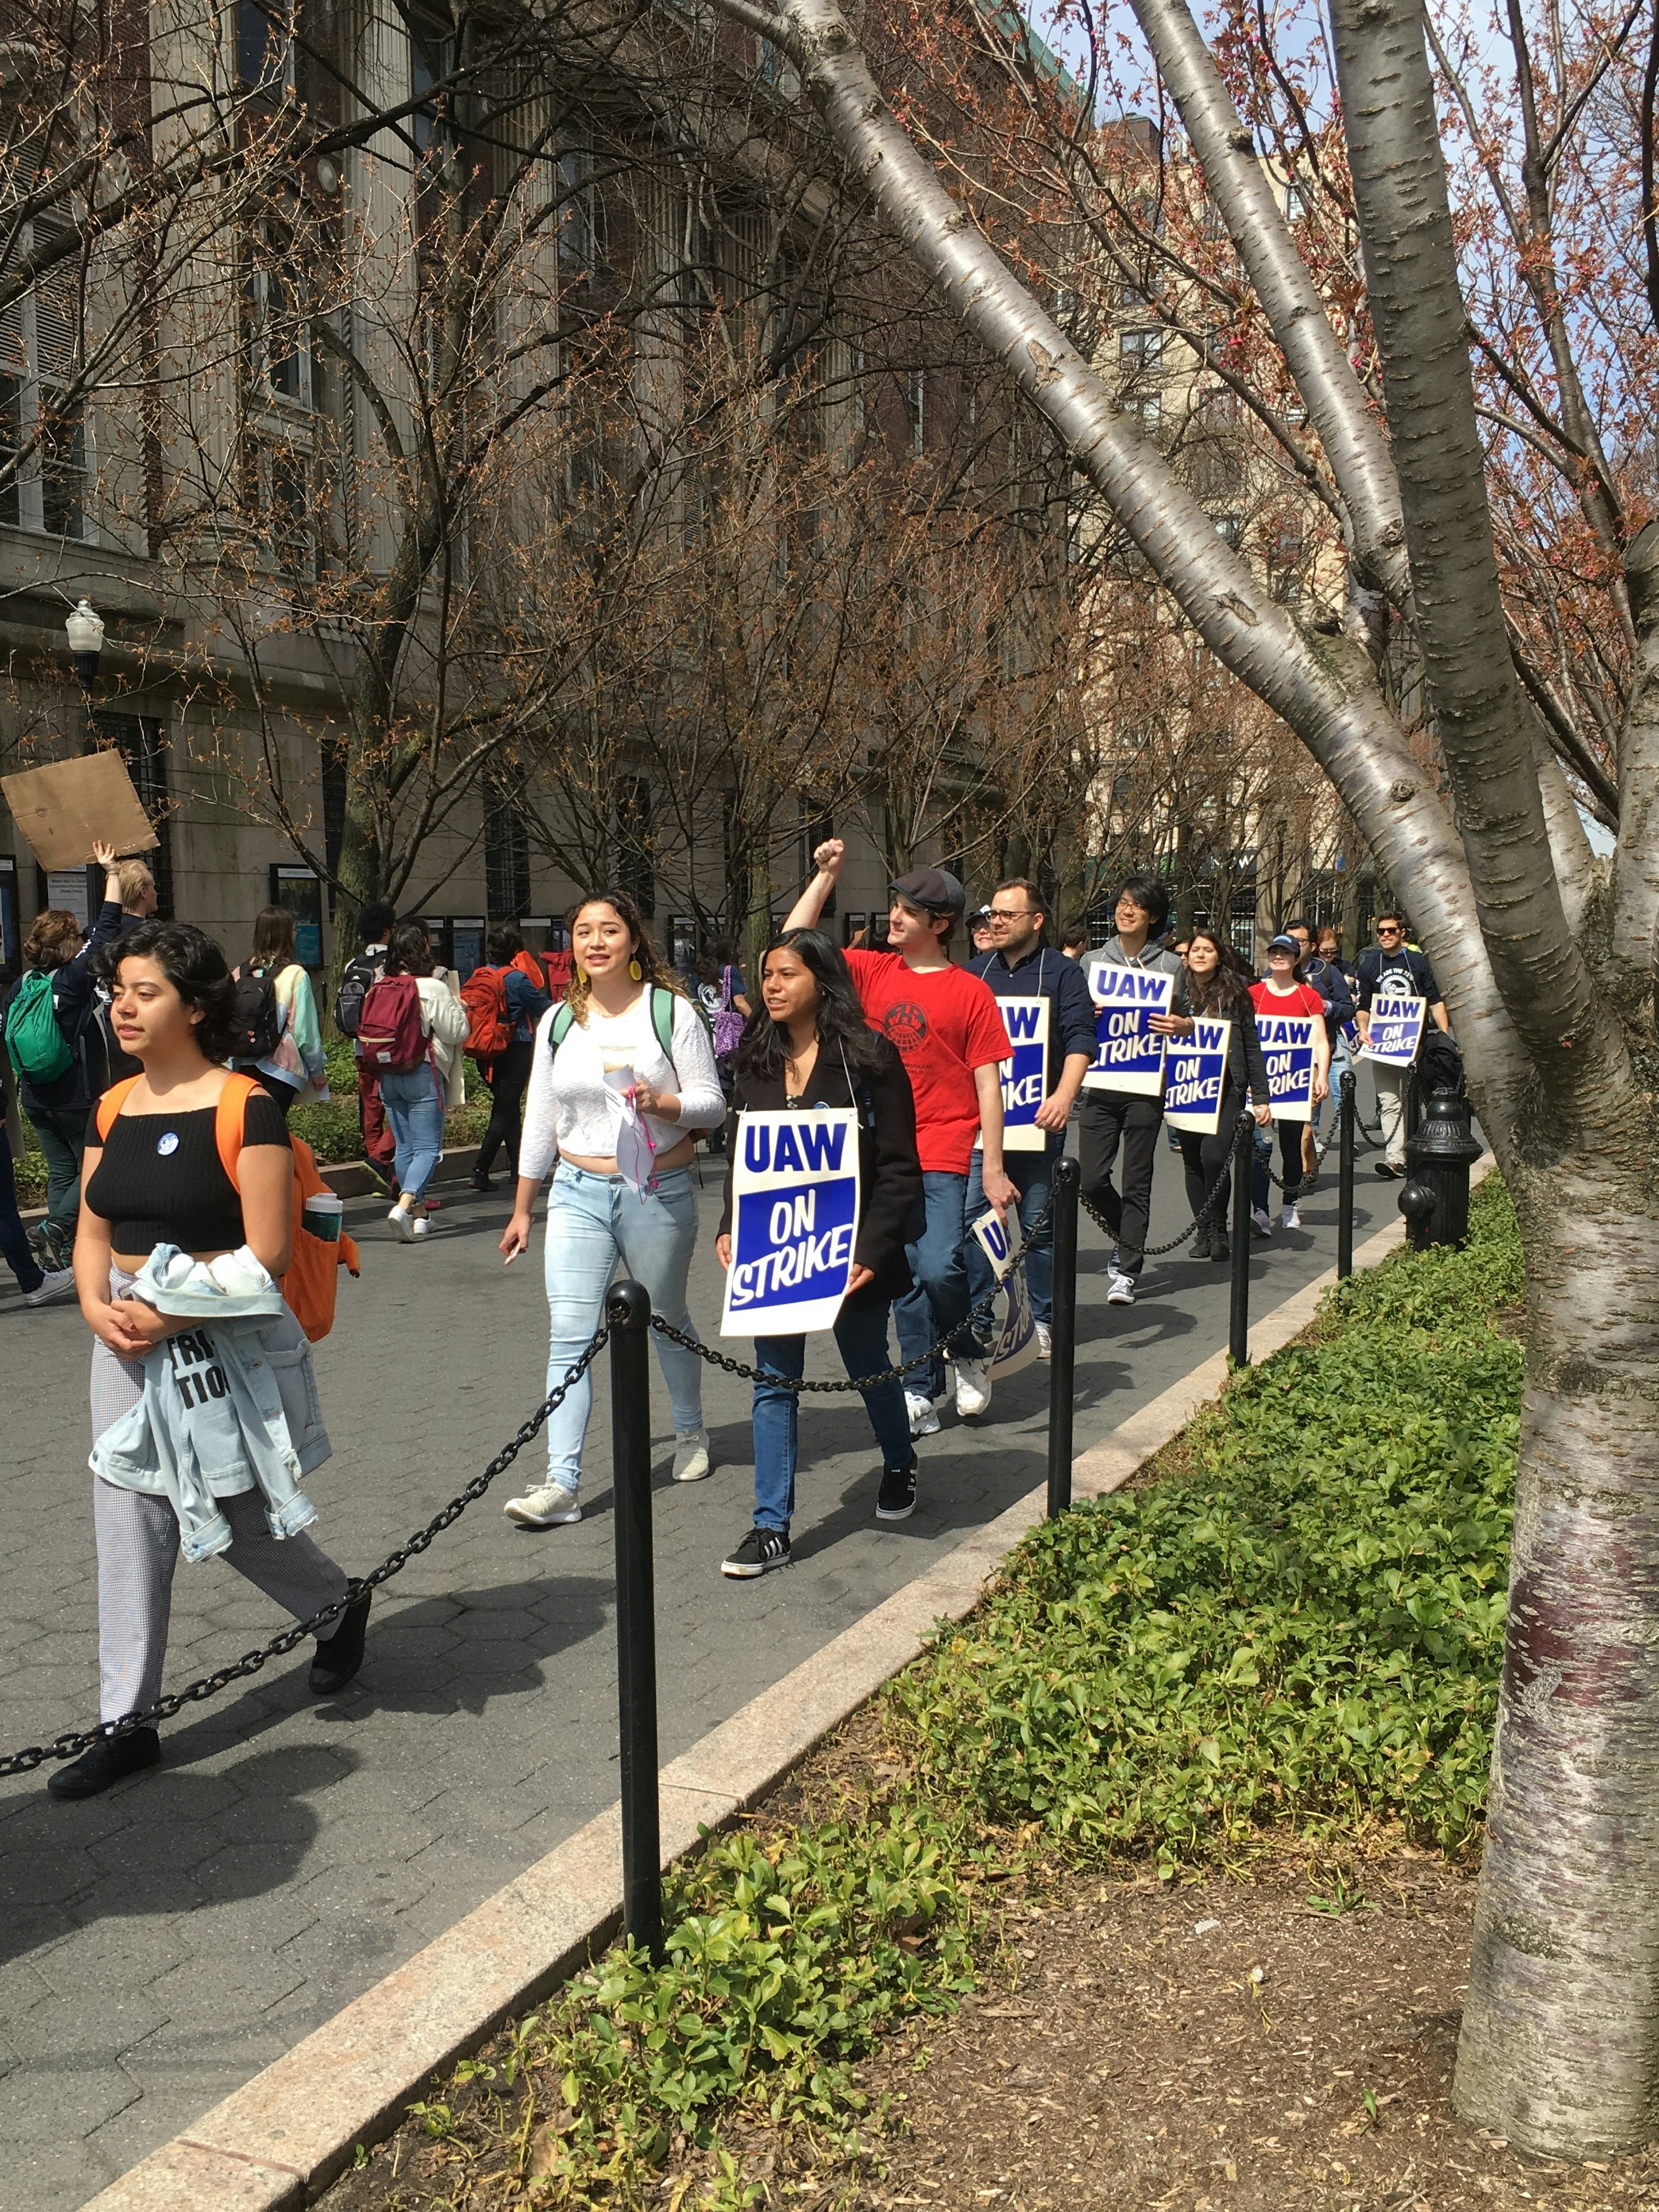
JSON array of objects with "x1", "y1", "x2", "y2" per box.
[
  {"x1": 549, "y1": 989, "x2": 680, "y2": 1061},
  {"x1": 549, "y1": 1001, "x2": 575, "y2": 1052}
]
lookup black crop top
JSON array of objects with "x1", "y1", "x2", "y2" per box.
[{"x1": 84, "y1": 1092, "x2": 291, "y2": 1255}]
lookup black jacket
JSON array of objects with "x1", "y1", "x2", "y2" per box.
[
  {"x1": 4, "y1": 901, "x2": 139, "y2": 1114},
  {"x1": 1356, "y1": 944, "x2": 1441, "y2": 1010},
  {"x1": 1188, "y1": 990, "x2": 1272, "y2": 1101},
  {"x1": 719, "y1": 1032, "x2": 921, "y2": 1308}
]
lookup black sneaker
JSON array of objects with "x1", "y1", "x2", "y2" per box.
[
  {"x1": 469, "y1": 1171, "x2": 496, "y2": 1193},
  {"x1": 48, "y1": 1726, "x2": 161, "y2": 1799},
  {"x1": 876, "y1": 1456, "x2": 917, "y2": 1522},
  {"x1": 1375, "y1": 1161, "x2": 1401, "y2": 1178},
  {"x1": 309, "y1": 1582, "x2": 371, "y2": 1695},
  {"x1": 721, "y1": 1525, "x2": 791, "y2": 1579}
]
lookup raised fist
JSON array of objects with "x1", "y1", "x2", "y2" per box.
[{"x1": 812, "y1": 838, "x2": 845, "y2": 878}]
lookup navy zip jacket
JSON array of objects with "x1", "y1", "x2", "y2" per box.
[{"x1": 967, "y1": 942, "x2": 1098, "y2": 1085}]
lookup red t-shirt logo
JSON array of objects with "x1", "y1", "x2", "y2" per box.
[{"x1": 883, "y1": 1001, "x2": 929, "y2": 1052}]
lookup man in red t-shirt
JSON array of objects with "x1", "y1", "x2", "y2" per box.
[
  {"x1": 786, "y1": 841, "x2": 1014, "y2": 1464},
  {"x1": 1248, "y1": 934, "x2": 1331, "y2": 1237}
]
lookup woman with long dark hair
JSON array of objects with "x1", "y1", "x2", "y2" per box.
[
  {"x1": 714, "y1": 928, "x2": 923, "y2": 1575},
  {"x1": 499, "y1": 890, "x2": 724, "y2": 1526},
  {"x1": 52, "y1": 921, "x2": 365, "y2": 1798},
  {"x1": 1177, "y1": 929, "x2": 1272, "y2": 1262},
  {"x1": 230, "y1": 905, "x2": 328, "y2": 1118}
]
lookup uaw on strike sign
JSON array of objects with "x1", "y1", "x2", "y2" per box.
[
  {"x1": 994, "y1": 995, "x2": 1048, "y2": 1152},
  {"x1": 1083, "y1": 962, "x2": 1171, "y2": 1096},
  {"x1": 1164, "y1": 1018, "x2": 1232, "y2": 1135},
  {"x1": 720, "y1": 1109, "x2": 861, "y2": 1335},
  {"x1": 1257, "y1": 1013, "x2": 1317, "y2": 1121}
]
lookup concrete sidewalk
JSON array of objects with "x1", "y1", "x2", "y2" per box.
[{"x1": 0, "y1": 1114, "x2": 1396, "y2": 2212}]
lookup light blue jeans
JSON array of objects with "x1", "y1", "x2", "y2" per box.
[
  {"x1": 378, "y1": 1063, "x2": 445, "y2": 1202},
  {"x1": 963, "y1": 1137, "x2": 1060, "y2": 1326},
  {"x1": 541, "y1": 1161, "x2": 704, "y2": 1494},
  {"x1": 894, "y1": 1170, "x2": 977, "y2": 1401}
]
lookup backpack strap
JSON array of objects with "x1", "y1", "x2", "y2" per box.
[
  {"x1": 650, "y1": 986, "x2": 676, "y2": 1063},
  {"x1": 549, "y1": 1001, "x2": 575, "y2": 1052},
  {"x1": 213, "y1": 1071, "x2": 262, "y2": 1190},
  {"x1": 94, "y1": 1074, "x2": 143, "y2": 1143}
]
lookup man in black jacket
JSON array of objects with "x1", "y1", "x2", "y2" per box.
[{"x1": 1356, "y1": 912, "x2": 1451, "y2": 1177}]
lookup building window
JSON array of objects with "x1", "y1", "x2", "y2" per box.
[
  {"x1": 1214, "y1": 512, "x2": 1242, "y2": 549},
  {"x1": 557, "y1": 145, "x2": 606, "y2": 270},
  {"x1": 0, "y1": 199, "x2": 92, "y2": 540},
  {"x1": 321, "y1": 734, "x2": 347, "y2": 878},
  {"x1": 906, "y1": 368, "x2": 926, "y2": 458},
  {"x1": 93, "y1": 714, "x2": 171, "y2": 917},
  {"x1": 1124, "y1": 388, "x2": 1162, "y2": 435},
  {"x1": 239, "y1": 0, "x2": 295, "y2": 92},
  {"x1": 486, "y1": 802, "x2": 531, "y2": 920},
  {"x1": 1284, "y1": 181, "x2": 1310, "y2": 224},
  {"x1": 1119, "y1": 326, "x2": 1164, "y2": 371}
]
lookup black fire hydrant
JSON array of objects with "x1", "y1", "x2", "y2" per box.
[{"x1": 1399, "y1": 1091, "x2": 1482, "y2": 1249}]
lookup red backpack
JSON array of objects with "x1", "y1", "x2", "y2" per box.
[
  {"x1": 461, "y1": 966, "x2": 511, "y2": 1062},
  {"x1": 357, "y1": 973, "x2": 427, "y2": 1073}
]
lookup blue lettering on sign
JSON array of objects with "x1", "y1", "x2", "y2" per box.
[
  {"x1": 729, "y1": 1177, "x2": 859, "y2": 1309},
  {"x1": 741, "y1": 1122, "x2": 849, "y2": 1175}
]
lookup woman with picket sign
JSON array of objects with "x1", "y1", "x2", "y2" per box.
[
  {"x1": 228, "y1": 906, "x2": 329, "y2": 1119},
  {"x1": 714, "y1": 929, "x2": 922, "y2": 1575},
  {"x1": 2, "y1": 839, "x2": 128, "y2": 1268},
  {"x1": 1248, "y1": 934, "x2": 1330, "y2": 1236},
  {"x1": 460, "y1": 928, "x2": 551, "y2": 1192},
  {"x1": 498, "y1": 890, "x2": 724, "y2": 1527},
  {"x1": 1176, "y1": 930, "x2": 1273, "y2": 1261},
  {"x1": 357, "y1": 923, "x2": 467, "y2": 1242},
  {"x1": 51, "y1": 919, "x2": 366, "y2": 1800}
]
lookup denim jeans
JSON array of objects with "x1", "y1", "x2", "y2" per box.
[
  {"x1": 1313, "y1": 1034, "x2": 1351, "y2": 1135},
  {"x1": 751, "y1": 1300, "x2": 912, "y2": 1530},
  {"x1": 1, "y1": 1129, "x2": 43, "y2": 1293},
  {"x1": 894, "y1": 1169, "x2": 977, "y2": 1401},
  {"x1": 541, "y1": 1161, "x2": 704, "y2": 1494},
  {"x1": 377, "y1": 1063, "x2": 445, "y2": 1201},
  {"x1": 25, "y1": 1102, "x2": 88, "y2": 1234},
  {"x1": 963, "y1": 1138, "x2": 1060, "y2": 1327}
]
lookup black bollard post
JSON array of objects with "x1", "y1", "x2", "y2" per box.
[
  {"x1": 1337, "y1": 1071, "x2": 1356, "y2": 1280},
  {"x1": 607, "y1": 1278, "x2": 663, "y2": 1966},
  {"x1": 1229, "y1": 1112, "x2": 1252, "y2": 1367},
  {"x1": 1046, "y1": 1155, "x2": 1080, "y2": 1519}
]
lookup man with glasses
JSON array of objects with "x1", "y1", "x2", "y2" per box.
[
  {"x1": 1356, "y1": 911, "x2": 1450, "y2": 1177},
  {"x1": 965, "y1": 878, "x2": 1098, "y2": 1364}
]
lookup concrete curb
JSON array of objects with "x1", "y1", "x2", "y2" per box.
[{"x1": 80, "y1": 1179, "x2": 1476, "y2": 2212}]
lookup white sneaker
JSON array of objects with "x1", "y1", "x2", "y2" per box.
[
  {"x1": 1250, "y1": 1207, "x2": 1272, "y2": 1238},
  {"x1": 24, "y1": 1266, "x2": 77, "y2": 1307},
  {"x1": 1035, "y1": 1322, "x2": 1052, "y2": 1360},
  {"x1": 1105, "y1": 1271, "x2": 1136, "y2": 1306},
  {"x1": 672, "y1": 1429, "x2": 712, "y2": 1482},
  {"x1": 388, "y1": 1203, "x2": 416, "y2": 1243},
  {"x1": 410, "y1": 1214, "x2": 430, "y2": 1239},
  {"x1": 906, "y1": 1390, "x2": 941, "y2": 1438},
  {"x1": 504, "y1": 1482, "x2": 582, "y2": 1526},
  {"x1": 1280, "y1": 1203, "x2": 1301, "y2": 1231},
  {"x1": 953, "y1": 1356, "x2": 992, "y2": 1419}
]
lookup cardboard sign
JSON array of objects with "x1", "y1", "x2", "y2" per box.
[
  {"x1": 1362, "y1": 993, "x2": 1426, "y2": 1068},
  {"x1": 1082, "y1": 961, "x2": 1171, "y2": 1096},
  {"x1": 995, "y1": 994, "x2": 1049, "y2": 1152},
  {"x1": 2, "y1": 750, "x2": 157, "y2": 871},
  {"x1": 988, "y1": 1261, "x2": 1039, "y2": 1378},
  {"x1": 1164, "y1": 1018, "x2": 1232, "y2": 1135},
  {"x1": 1257, "y1": 1012, "x2": 1317, "y2": 1121},
  {"x1": 972, "y1": 1207, "x2": 1015, "y2": 1283},
  {"x1": 720, "y1": 1108, "x2": 861, "y2": 1335}
]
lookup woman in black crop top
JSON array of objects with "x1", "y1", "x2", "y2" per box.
[{"x1": 49, "y1": 921, "x2": 369, "y2": 1802}]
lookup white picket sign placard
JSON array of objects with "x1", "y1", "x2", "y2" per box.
[
  {"x1": 1257, "y1": 1012, "x2": 1317, "y2": 1121},
  {"x1": 1082, "y1": 962, "x2": 1171, "y2": 1096},
  {"x1": 1362, "y1": 993, "x2": 1426, "y2": 1068},
  {"x1": 995, "y1": 995, "x2": 1049, "y2": 1152},
  {"x1": 1163, "y1": 1017, "x2": 1232, "y2": 1136},
  {"x1": 720, "y1": 1108, "x2": 861, "y2": 1336},
  {"x1": 971, "y1": 1207, "x2": 1014, "y2": 1282}
]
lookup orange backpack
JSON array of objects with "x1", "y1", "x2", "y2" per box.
[
  {"x1": 460, "y1": 965, "x2": 511, "y2": 1062},
  {"x1": 95, "y1": 1073, "x2": 360, "y2": 1343}
]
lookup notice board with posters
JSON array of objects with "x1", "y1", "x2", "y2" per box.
[{"x1": 2, "y1": 750, "x2": 156, "y2": 871}]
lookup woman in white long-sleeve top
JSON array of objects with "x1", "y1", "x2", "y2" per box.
[{"x1": 498, "y1": 890, "x2": 724, "y2": 1527}]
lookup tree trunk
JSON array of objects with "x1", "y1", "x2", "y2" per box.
[{"x1": 1455, "y1": 1188, "x2": 1659, "y2": 2154}]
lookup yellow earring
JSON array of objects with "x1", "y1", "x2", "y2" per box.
[
  {"x1": 628, "y1": 956, "x2": 643, "y2": 982},
  {"x1": 574, "y1": 961, "x2": 588, "y2": 984}
]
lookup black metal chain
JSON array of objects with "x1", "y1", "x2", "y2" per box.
[
  {"x1": 1256, "y1": 1112, "x2": 1342, "y2": 1193},
  {"x1": 1082, "y1": 1112, "x2": 1252, "y2": 1256},
  {"x1": 651, "y1": 1179, "x2": 1061, "y2": 1393},
  {"x1": 0, "y1": 1330, "x2": 613, "y2": 1778}
]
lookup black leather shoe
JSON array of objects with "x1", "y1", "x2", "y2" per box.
[
  {"x1": 469, "y1": 1170, "x2": 495, "y2": 1193},
  {"x1": 48, "y1": 1727, "x2": 161, "y2": 1799},
  {"x1": 1375, "y1": 1161, "x2": 1401, "y2": 1178},
  {"x1": 309, "y1": 1583, "x2": 371, "y2": 1695}
]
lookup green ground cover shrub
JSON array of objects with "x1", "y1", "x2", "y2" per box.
[{"x1": 388, "y1": 1180, "x2": 1523, "y2": 2203}]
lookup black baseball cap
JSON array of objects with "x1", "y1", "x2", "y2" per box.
[
  {"x1": 891, "y1": 866, "x2": 966, "y2": 916},
  {"x1": 1266, "y1": 933, "x2": 1301, "y2": 955}
]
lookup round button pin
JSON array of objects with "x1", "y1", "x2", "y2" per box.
[{"x1": 156, "y1": 1131, "x2": 179, "y2": 1156}]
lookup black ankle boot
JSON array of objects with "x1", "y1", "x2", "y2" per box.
[
  {"x1": 48, "y1": 1726, "x2": 161, "y2": 1799},
  {"x1": 309, "y1": 1582, "x2": 372, "y2": 1695}
]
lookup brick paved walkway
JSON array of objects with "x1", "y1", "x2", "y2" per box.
[{"x1": 0, "y1": 1116, "x2": 1392, "y2": 2210}]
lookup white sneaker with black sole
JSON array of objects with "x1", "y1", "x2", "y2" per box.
[
  {"x1": 953, "y1": 1356, "x2": 992, "y2": 1419},
  {"x1": 1105, "y1": 1271, "x2": 1136, "y2": 1306},
  {"x1": 722, "y1": 1526, "x2": 791, "y2": 1578},
  {"x1": 905, "y1": 1389, "x2": 941, "y2": 1438},
  {"x1": 503, "y1": 1482, "x2": 582, "y2": 1526}
]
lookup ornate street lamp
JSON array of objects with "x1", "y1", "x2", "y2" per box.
[{"x1": 65, "y1": 597, "x2": 104, "y2": 692}]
